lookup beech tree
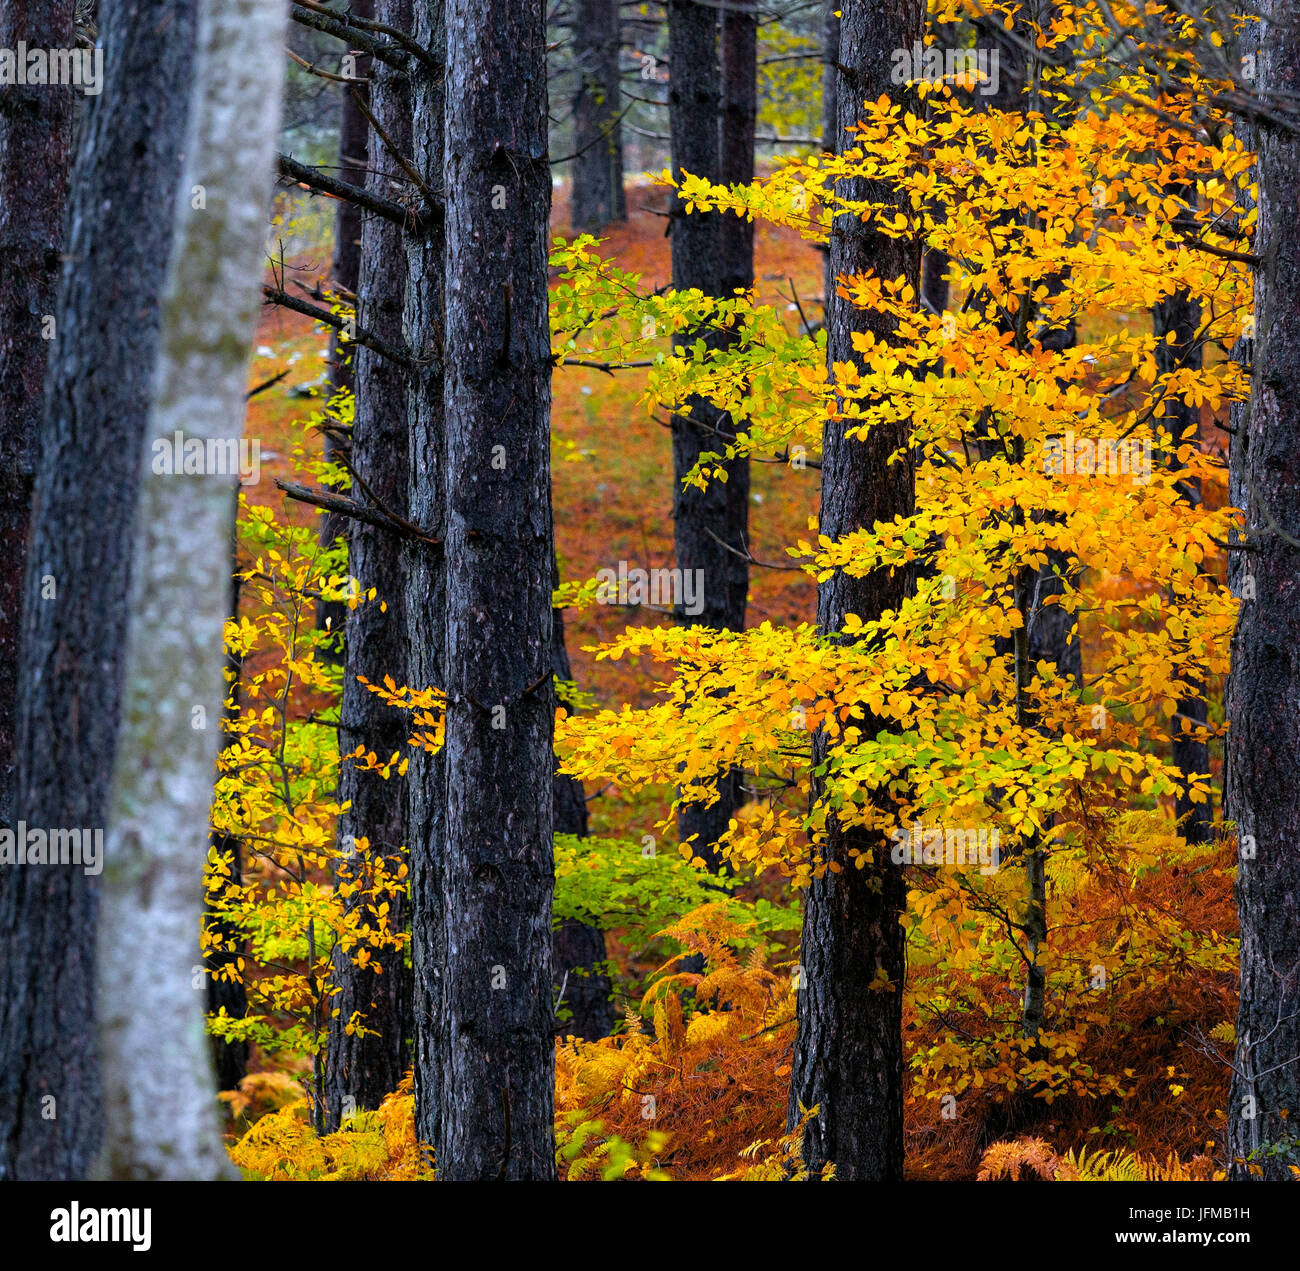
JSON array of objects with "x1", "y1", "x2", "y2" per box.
[
  {"x1": 97, "y1": 0, "x2": 286, "y2": 1178},
  {"x1": 0, "y1": 0, "x2": 197, "y2": 1181}
]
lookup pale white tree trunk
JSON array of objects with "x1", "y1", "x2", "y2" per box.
[{"x1": 96, "y1": 0, "x2": 287, "y2": 1180}]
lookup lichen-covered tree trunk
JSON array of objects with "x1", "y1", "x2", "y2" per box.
[
  {"x1": 787, "y1": 0, "x2": 922, "y2": 1182},
  {"x1": 404, "y1": 0, "x2": 448, "y2": 1157},
  {"x1": 1226, "y1": 0, "x2": 1300, "y2": 1181},
  {"x1": 570, "y1": 0, "x2": 625, "y2": 233},
  {"x1": 668, "y1": 0, "x2": 749, "y2": 871},
  {"x1": 96, "y1": 0, "x2": 285, "y2": 1180},
  {"x1": 0, "y1": 0, "x2": 73, "y2": 829},
  {"x1": 325, "y1": 0, "x2": 415, "y2": 1130},
  {"x1": 437, "y1": 0, "x2": 556, "y2": 1179},
  {"x1": 0, "y1": 0, "x2": 197, "y2": 1182}
]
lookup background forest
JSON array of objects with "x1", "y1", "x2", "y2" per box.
[{"x1": 0, "y1": 0, "x2": 1295, "y2": 1189}]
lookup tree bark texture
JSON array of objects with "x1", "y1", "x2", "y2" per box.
[
  {"x1": 325, "y1": 0, "x2": 416, "y2": 1130},
  {"x1": 570, "y1": 0, "x2": 625, "y2": 232},
  {"x1": 787, "y1": 0, "x2": 922, "y2": 1182},
  {"x1": 0, "y1": 0, "x2": 73, "y2": 828},
  {"x1": 96, "y1": 0, "x2": 285, "y2": 1180},
  {"x1": 0, "y1": 0, "x2": 197, "y2": 1181},
  {"x1": 1226, "y1": 0, "x2": 1300, "y2": 1180},
  {"x1": 436, "y1": 0, "x2": 557, "y2": 1180},
  {"x1": 668, "y1": 0, "x2": 749, "y2": 871}
]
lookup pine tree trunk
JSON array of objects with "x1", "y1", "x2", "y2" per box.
[
  {"x1": 0, "y1": 0, "x2": 73, "y2": 829},
  {"x1": 404, "y1": 0, "x2": 449, "y2": 1157},
  {"x1": 1155, "y1": 285, "x2": 1213, "y2": 845},
  {"x1": 787, "y1": 0, "x2": 922, "y2": 1182},
  {"x1": 325, "y1": 0, "x2": 415, "y2": 1130},
  {"x1": 570, "y1": 0, "x2": 625, "y2": 233},
  {"x1": 718, "y1": 0, "x2": 755, "y2": 300},
  {"x1": 668, "y1": 0, "x2": 749, "y2": 871},
  {"x1": 96, "y1": 0, "x2": 284, "y2": 1180},
  {"x1": 1226, "y1": 0, "x2": 1300, "y2": 1180},
  {"x1": 0, "y1": 0, "x2": 198, "y2": 1182},
  {"x1": 817, "y1": 0, "x2": 839, "y2": 314},
  {"x1": 317, "y1": 0, "x2": 375, "y2": 657},
  {"x1": 436, "y1": 0, "x2": 556, "y2": 1179},
  {"x1": 551, "y1": 571, "x2": 613, "y2": 1040},
  {"x1": 206, "y1": 501, "x2": 249, "y2": 1092}
]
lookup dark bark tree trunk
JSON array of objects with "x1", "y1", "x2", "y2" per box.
[
  {"x1": 1226, "y1": 0, "x2": 1300, "y2": 1181},
  {"x1": 0, "y1": 0, "x2": 197, "y2": 1182},
  {"x1": 317, "y1": 0, "x2": 375, "y2": 658},
  {"x1": 436, "y1": 0, "x2": 556, "y2": 1179},
  {"x1": 324, "y1": 0, "x2": 414, "y2": 1130},
  {"x1": 668, "y1": 0, "x2": 749, "y2": 871},
  {"x1": 96, "y1": 0, "x2": 284, "y2": 1179},
  {"x1": 570, "y1": 0, "x2": 625, "y2": 233},
  {"x1": 0, "y1": 0, "x2": 73, "y2": 829},
  {"x1": 206, "y1": 501, "x2": 249, "y2": 1092},
  {"x1": 718, "y1": 0, "x2": 755, "y2": 300},
  {"x1": 404, "y1": 0, "x2": 448, "y2": 1158},
  {"x1": 817, "y1": 0, "x2": 840, "y2": 314},
  {"x1": 1155, "y1": 285, "x2": 1213, "y2": 845},
  {"x1": 551, "y1": 571, "x2": 613, "y2": 1041},
  {"x1": 787, "y1": 0, "x2": 922, "y2": 1182}
]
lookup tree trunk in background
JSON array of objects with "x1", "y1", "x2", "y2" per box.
[
  {"x1": 437, "y1": 0, "x2": 556, "y2": 1180},
  {"x1": 1226, "y1": 0, "x2": 1300, "y2": 1181},
  {"x1": 0, "y1": 0, "x2": 197, "y2": 1182},
  {"x1": 787, "y1": 0, "x2": 922, "y2": 1182},
  {"x1": 1155, "y1": 285, "x2": 1213, "y2": 845},
  {"x1": 97, "y1": 0, "x2": 284, "y2": 1179},
  {"x1": 404, "y1": 0, "x2": 448, "y2": 1157},
  {"x1": 718, "y1": 0, "x2": 755, "y2": 300},
  {"x1": 818, "y1": 0, "x2": 839, "y2": 315},
  {"x1": 668, "y1": 0, "x2": 749, "y2": 871},
  {"x1": 570, "y1": 0, "x2": 625, "y2": 233},
  {"x1": 0, "y1": 0, "x2": 73, "y2": 829},
  {"x1": 563, "y1": 0, "x2": 618, "y2": 1035},
  {"x1": 551, "y1": 569, "x2": 613, "y2": 1040},
  {"x1": 1028, "y1": 306, "x2": 1082, "y2": 687},
  {"x1": 317, "y1": 0, "x2": 375, "y2": 659},
  {"x1": 325, "y1": 0, "x2": 415, "y2": 1130},
  {"x1": 919, "y1": 5, "x2": 948, "y2": 327},
  {"x1": 205, "y1": 501, "x2": 249, "y2": 1092}
]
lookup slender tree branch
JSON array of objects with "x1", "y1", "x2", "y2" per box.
[
  {"x1": 278, "y1": 153, "x2": 434, "y2": 232},
  {"x1": 262, "y1": 284, "x2": 415, "y2": 369},
  {"x1": 288, "y1": 2, "x2": 416, "y2": 73},
  {"x1": 276, "y1": 480, "x2": 441, "y2": 545}
]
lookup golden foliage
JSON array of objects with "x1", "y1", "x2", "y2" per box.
[
  {"x1": 227, "y1": 1073, "x2": 433, "y2": 1181},
  {"x1": 555, "y1": 904, "x2": 800, "y2": 1181},
  {"x1": 978, "y1": 1136, "x2": 1215, "y2": 1181}
]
